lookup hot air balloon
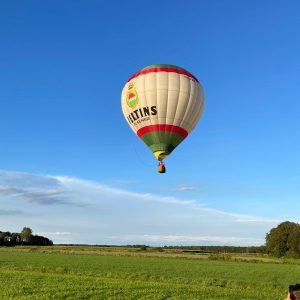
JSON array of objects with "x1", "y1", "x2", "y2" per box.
[{"x1": 121, "y1": 64, "x2": 204, "y2": 173}]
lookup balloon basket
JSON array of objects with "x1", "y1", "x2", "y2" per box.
[{"x1": 158, "y1": 162, "x2": 166, "y2": 173}]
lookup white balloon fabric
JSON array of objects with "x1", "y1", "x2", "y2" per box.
[{"x1": 121, "y1": 64, "x2": 204, "y2": 161}]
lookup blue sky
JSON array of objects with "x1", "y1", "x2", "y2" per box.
[{"x1": 0, "y1": 0, "x2": 300, "y2": 245}]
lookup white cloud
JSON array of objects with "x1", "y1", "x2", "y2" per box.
[
  {"x1": 0, "y1": 208, "x2": 24, "y2": 215},
  {"x1": 109, "y1": 234, "x2": 264, "y2": 245},
  {"x1": 176, "y1": 184, "x2": 198, "y2": 192},
  {"x1": 0, "y1": 169, "x2": 280, "y2": 245},
  {"x1": 37, "y1": 232, "x2": 78, "y2": 236}
]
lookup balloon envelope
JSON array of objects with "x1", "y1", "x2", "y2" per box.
[{"x1": 121, "y1": 64, "x2": 204, "y2": 161}]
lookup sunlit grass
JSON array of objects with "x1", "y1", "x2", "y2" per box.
[{"x1": 0, "y1": 246, "x2": 299, "y2": 299}]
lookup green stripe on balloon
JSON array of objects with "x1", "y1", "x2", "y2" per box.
[{"x1": 140, "y1": 131, "x2": 185, "y2": 154}]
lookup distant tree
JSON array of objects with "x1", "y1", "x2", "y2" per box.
[
  {"x1": 266, "y1": 221, "x2": 300, "y2": 257},
  {"x1": 11, "y1": 233, "x2": 21, "y2": 245},
  {"x1": 20, "y1": 227, "x2": 32, "y2": 244},
  {"x1": 32, "y1": 235, "x2": 53, "y2": 246},
  {"x1": 0, "y1": 228, "x2": 52, "y2": 247},
  {"x1": 0, "y1": 232, "x2": 4, "y2": 246},
  {"x1": 287, "y1": 227, "x2": 300, "y2": 258},
  {"x1": 4, "y1": 232, "x2": 11, "y2": 244}
]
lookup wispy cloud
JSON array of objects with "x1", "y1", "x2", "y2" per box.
[
  {"x1": 0, "y1": 170, "x2": 279, "y2": 245},
  {"x1": 37, "y1": 232, "x2": 78, "y2": 236},
  {"x1": 0, "y1": 171, "x2": 84, "y2": 206},
  {"x1": 0, "y1": 208, "x2": 24, "y2": 215},
  {"x1": 110, "y1": 234, "x2": 264, "y2": 245},
  {"x1": 0, "y1": 186, "x2": 66, "y2": 205},
  {"x1": 176, "y1": 184, "x2": 199, "y2": 192}
]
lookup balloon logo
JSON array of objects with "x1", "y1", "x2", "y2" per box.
[
  {"x1": 126, "y1": 84, "x2": 139, "y2": 109},
  {"x1": 121, "y1": 64, "x2": 204, "y2": 173}
]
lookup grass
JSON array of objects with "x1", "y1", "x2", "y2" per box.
[{"x1": 0, "y1": 246, "x2": 299, "y2": 299}]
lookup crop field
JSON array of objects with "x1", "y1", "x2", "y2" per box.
[{"x1": 0, "y1": 246, "x2": 300, "y2": 299}]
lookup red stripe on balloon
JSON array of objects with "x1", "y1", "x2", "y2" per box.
[
  {"x1": 137, "y1": 125, "x2": 189, "y2": 139},
  {"x1": 127, "y1": 67, "x2": 199, "y2": 83}
]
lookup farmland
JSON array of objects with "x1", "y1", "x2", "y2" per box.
[{"x1": 0, "y1": 246, "x2": 299, "y2": 299}]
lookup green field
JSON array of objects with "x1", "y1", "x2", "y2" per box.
[{"x1": 0, "y1": 246, "x2": 299, "y2": 299}]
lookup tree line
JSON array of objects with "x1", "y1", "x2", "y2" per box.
[
  {"x1": 1, "y1": 221, "x2": 299, "y2": 256},
  {"x1": 0, "y1": 227, "x2": 53, "y2": 246},
  {"x1": 162, "y1": 245, "x2": 267, "y2": 254},
  {"x1": 164, "y1": 222, "x2": 300, "y2": 257}
]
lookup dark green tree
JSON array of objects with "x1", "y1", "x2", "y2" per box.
[
  {"x1": 287, "y1": 226, "x2": 300, "y2": 258},
  {"x1": 0, "y1": 228, "x2": 52, "y2": 247},
  {"x1": 20, "y1": 227, "x2": 32, "y2": 244},
  {"x1": 0, "y1": 232, "x2": 4, "y2": 246},
  {"x1": 266, "y1": 221, "x2": 300, "y2": 257},
  {"x1": 11, "y1": 233, "x2": 21, "y2": 245},
  {"x1": 4, "y1": 232, "x2": 11, "y2": 244}
]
